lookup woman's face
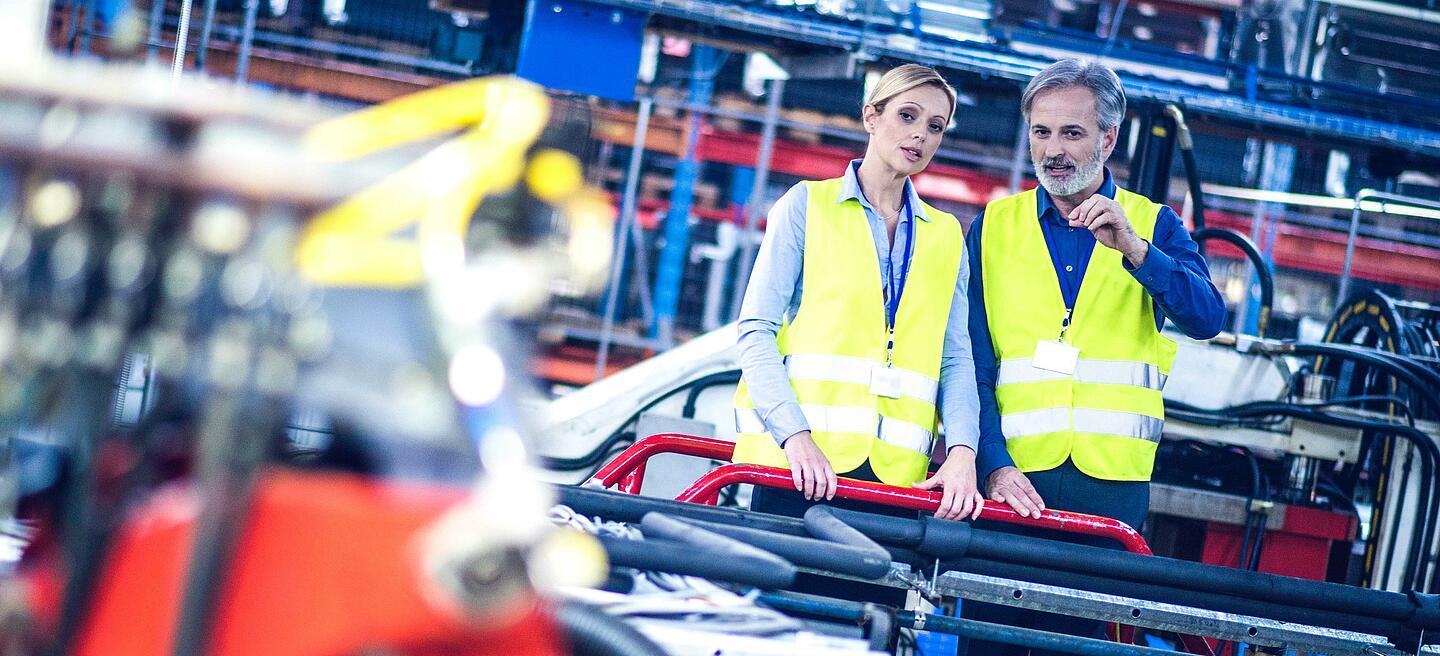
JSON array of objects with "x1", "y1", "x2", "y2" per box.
[{"x1": 862, "y1": 84, "x2": 951, "y2": 177}]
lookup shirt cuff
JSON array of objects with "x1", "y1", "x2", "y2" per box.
[
  {"x1": 976, "y1": 441, "x2": 1016, "y2": 483},
  {"x1": 944, "y1": 426, "x2": 980, "y2": 454},
  {"x1": 766, "y1": 403, "x2": 810, "y2": 446},
  {"x1": 1124, "y1": 241, "x2": 1175, "y2": 292}
]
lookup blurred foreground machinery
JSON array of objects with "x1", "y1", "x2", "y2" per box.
[{"x1": 0, "y1": 51, "x2": 617, "y2": 655}]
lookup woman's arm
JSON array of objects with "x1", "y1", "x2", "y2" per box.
[{"x1": 735, "y1": 184, "x2": 810, "y2": 446}]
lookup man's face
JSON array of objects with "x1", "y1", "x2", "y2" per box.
[{"x1": 1028, "y1": 86, "x2": 1117, "y2": 197}]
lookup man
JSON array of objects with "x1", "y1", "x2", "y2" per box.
[{"x1": 963, "y1": 59, "x2": 1226, "y2": 653}]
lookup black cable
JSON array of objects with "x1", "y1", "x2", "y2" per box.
[
  {"x1": 1192, "y1": 227, "x2": 1271, "y2": 337},
  {"x1": 556, "y1": 601, "x2": 667, "y2": 656},
  {"x1": 1170, "y1": 399, "x2": 1437, "y2": 591},
  {"x1": 683, "y1": 370, "x2": 741, "y2": 419}
]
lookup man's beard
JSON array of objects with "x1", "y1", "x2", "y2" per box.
[{"x1": 1034, "y1": 140, "x2": 1106, "y2": 197}]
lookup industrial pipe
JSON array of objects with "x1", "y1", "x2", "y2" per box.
[
  {"x1": 1164, "y1": 105, "x2": 1206, "y2": 247},
  {"x1": 1192, "y1": 228, "x2": 1270, "y2": 337},
  {"x1": 598, "y1": 535, "x2": 796, "y2": 589},
  {"x1": 556, "y1": 601, "x2": 668, "y2": 656},
  {"x1": 669, "y1": 516, "x2": 893, "y2": 580}
]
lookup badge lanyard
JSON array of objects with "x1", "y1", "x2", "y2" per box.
[{"x1": 884, "y1": 194, "x2": 916, "y2": 366}]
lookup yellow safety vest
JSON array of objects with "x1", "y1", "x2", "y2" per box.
[
  {"x1": 732, "y1": 177, "x2": 963, "y2": 487},
  {"x1": 980, "y1": 187, "x2": 1178, "y2": 482}
]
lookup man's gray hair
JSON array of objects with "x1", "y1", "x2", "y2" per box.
[{"x1": 1021, "y1": 59, "x2": 1126, "y2": 132}]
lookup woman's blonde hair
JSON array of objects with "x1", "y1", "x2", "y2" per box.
[{"x1": 865, "y1": 64, "x2": 958, "y2": 120}]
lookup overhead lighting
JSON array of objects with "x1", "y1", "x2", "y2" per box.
[
  {"x1": 916, "y1": 0, "x2": 990, "y2": 20},
  {"x1": 1203, "y1": 184, "x2": 1440, "y2": 221}
]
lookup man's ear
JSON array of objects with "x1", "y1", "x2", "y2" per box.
[{"x1": 1101, "y1": 124, "x2": 1120, "y2": 159}]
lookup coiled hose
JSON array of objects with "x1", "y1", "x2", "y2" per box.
[{"x1": 556, "y1": 601, "x2": 666, "y2": 656}]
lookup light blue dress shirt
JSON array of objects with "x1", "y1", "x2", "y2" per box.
[{"x1": 735, "y1": 160, "x2": 981, "y2": 454}]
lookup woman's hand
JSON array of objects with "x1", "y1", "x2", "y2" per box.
[
  {"x1": 914, "y1": 446, "x2": 985, "y2": 520},
  {"x1": 783, "y1": 431, "x2": 836, "y2": 500}
]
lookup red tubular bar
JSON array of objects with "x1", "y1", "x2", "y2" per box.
[
  {"x1": 673, "y1": 463, "x2": 1152, "y2": 555},
  {"x1": 586, "y1": 435, "x2": 1206, "y2": 654},
  {"x1": 585, "y1": 433, "x2": 734, "y2": 490}
]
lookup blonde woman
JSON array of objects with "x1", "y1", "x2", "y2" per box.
[{"x1": 733, "y1": 64, "x2": 984, "y2": 520}]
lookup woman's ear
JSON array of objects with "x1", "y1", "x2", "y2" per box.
[{"x1": 862, "y1": 103, "x2": 879, "y2": 134}]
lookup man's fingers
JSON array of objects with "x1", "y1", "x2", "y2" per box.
[
  {"x1": 1022, "y1": 484, "x2": 1047, "y2": 512},
  {"x1": 912, "y1": 475, "x2": 939, "y2": 491},
  {"x1": 1069, "y1": 195, "x2": 1099, "y2": 221}
]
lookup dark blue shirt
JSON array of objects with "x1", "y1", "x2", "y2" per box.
[{"x1": 968, "y1": 170, "x2": 1227, "y2": 482}]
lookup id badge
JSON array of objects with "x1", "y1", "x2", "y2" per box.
[
  {"x1": 870, "y1": 365, "x2": 905, "y2": 399},
  {"x1": 1033, "y1": 339, "x2": 1079, "y2": 376}
]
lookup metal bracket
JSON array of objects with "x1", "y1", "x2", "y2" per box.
[{"x1": 934, "y1": 572, "x2": 1405, "y2": 656}]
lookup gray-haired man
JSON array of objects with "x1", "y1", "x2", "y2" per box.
[{"x1": 961, "y1": 59, "x2": 1225, "y2": 655}]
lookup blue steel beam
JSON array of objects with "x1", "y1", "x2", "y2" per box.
[
  {"x1": 585, "y1": 0, "x2": 1440, "y2": 158},
  {"x1": 652, "y1": 45, "x2": 722, "y2": 346}
]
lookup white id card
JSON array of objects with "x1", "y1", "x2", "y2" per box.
[
  {"x1": 870, "y1": 365, "x2": 905, "y2": 398},
  {"x1": 1033, "y1": 339, "x2": 1080, "y2": 376}
]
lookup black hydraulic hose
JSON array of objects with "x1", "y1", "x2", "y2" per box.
[
  {"x1": 559, "y1": 485, "x2": 1440, "y2": 633},
  {"x1": 1193, "y1": 227, "x2": 1271, "y2": 337},
  {"x1": 598, "y1": 535, "x2": 796, "y2": 589},
  {"x1": 826, "y1": 505, "x2": 1428, "y2": 627},
  {"x1": 956, "y1": 522, "x2": 1422, "y2": 624},
  {"x1": 639, "y1": 512, "x2": 797, "y2": 574},
  {"x1": 804, "y1": 506, "x2": 890, "y2": 557},
  {"x1": 1164, "y1": 105, "x2": 1205, "y2": 247},
  {"x1": 1170, "y1": 399, "x2": 1438, "y2": 592},
  {"x1": 558, "y1": 484, "x2": 811, "y2": 536},
  {"x1": 682, "y1": 370, "x2": 741, "y2": 419},
  {"x1": 1292, "y1": 341, "x2": 1440, "y2": 404},
  {"x1": 555, "y1": 601, "x2": 667, "y2": 656},
  {"x1": 672, "y1": 515, "x2": 893, "y2": 580},
  {"x1": 945, "y1": 557, "x2": 1416, "y2": 648}
]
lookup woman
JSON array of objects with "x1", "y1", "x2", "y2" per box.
[{"x1": 733, "y1": 64, "x2": 984, "y2": 521}]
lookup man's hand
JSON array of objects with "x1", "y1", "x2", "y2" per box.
[
  {"x1": 1068, "y1": 194, "x2": 1148, "y2": 267},
  {"x1": 985, "y1": 466, "x2": 1046, "y2": 518},
  {"x1": 913, "y1": 446, "x2": 985, "y2": 521},
  {"x1": 783, "y1": 431, "x2": 836, "y2": 501}
]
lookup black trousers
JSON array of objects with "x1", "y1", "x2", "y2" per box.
[{"x1": 958, "y1": 459, "x2": 1150, "y2": 656}]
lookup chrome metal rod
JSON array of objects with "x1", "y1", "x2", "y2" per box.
[{"x1": 596, "y1": 96, "x2": 653, "y2": 380}]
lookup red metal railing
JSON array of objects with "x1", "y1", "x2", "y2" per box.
[
  {"x1": 673, "y1": 462, "x2": 1152, "y2": 555},
  {"x1": 586, "y1": 433, "x2": 1209, "y2": 655},
  {"x1": 589, "y1": 434, "x2": 1149, "y2": 555}
]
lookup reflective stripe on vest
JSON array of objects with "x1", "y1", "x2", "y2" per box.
[
  {"x1": 981, "y1": 186, "x2": 1178, "y2": 482},
  {"x1": 734, "y1": 406, "x2": 934, "y2": 455},
  {"x1": 997, "y1": 359, "x2": 1168, "y2": 389},
  {"x1": 730, "y1": 176, "x2": 964, "y2": 487},
  {"x1": 784, "y1": 353, "x2": 939, "y2": 404},
  {"x1": 1001, "y1": 407, "x2": 1165, "y2": 442}
]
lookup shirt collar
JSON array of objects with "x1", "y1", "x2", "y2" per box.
[
  {"x1": 838, "y1": 159, "x2": 931, "y2": 222},
  {"x1": 1037, "y1": 167, "x2": 1116, "y2": 224}
]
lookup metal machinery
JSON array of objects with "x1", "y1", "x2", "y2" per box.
[
  {"x1": 533, "y1": 288, "x2": 1440, "y2": 653},
  {"x1": 0, "y1": 9, "x2": 627, "y2": 652}
]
